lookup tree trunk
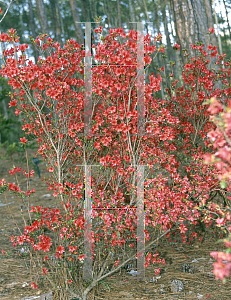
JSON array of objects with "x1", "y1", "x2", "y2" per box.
[
  {"x1": 50, "y1": 0, "x2": 62, "y2": 45},
  {"x1": 117, "y1": 0, "x2": 122, "y2": 27},
  {"x1": 152, "y1": 0, "x2": 164, "y2": 99},
  {"x1": 107, "y1": 0, "x2": 115, "y2": 28},
  {"x1": 89, "y1": 0, "x2": 97, "y2": 21},
  {"x1": 69, "y1": 0, "x2": 84, "y2": 45},
  {"x1": 204, "y1": 0, "x2": 218, "y2": 47},
  {"x1": 103, "y1": 0, "x2": 112, "y2": 27},
  {"x1": 166, "y1": 0, "x2": 181, "y2": 86},
  {"x1": 81, "y1": 0, "x2": 90, "y2": 22},
  {"x1": 211, "y1": 0, "x2": 223, "y2": 90},
  {"x1": 59, "y1": 2, "x2": 65, "y2": 46},
  {"x1": 28, "y1": 0, "x2": 39, "y2": 62},
  {"x1": 222, "y1": 0, "x2": 231, "y2": 41},
  {"x1": 161, "y1": 0, "x2": 174, "y2": 63},
  {"x1": 152, "y1": 0, "x2": 160, "y2": 37},
  {"x1": 16, "y1": 0, "x2": 24, "y2": 44},
  {"x1": 211, "y1": 0, "x2": 223, "y2": 56},
  {"x1": 129, "y1": 0, "x2": 135, "y2": 29},
  {"x1": 35, "y1": 0, "x2": 49, "y2": 34},
  {"x1": 142, "y1": 0, "x2": 150, "y2": 22},
  {"x1": 170, "y1": 0, "x2": 209, "y2": 67},
  {"x1": 161, "y1": 0, "x2": 177, "y2": 94}
]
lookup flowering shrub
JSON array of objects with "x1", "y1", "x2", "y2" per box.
[{"x1": 0, "y1": 25, "x2": 231, "y2": 298}]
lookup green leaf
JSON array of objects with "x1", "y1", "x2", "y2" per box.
[
  {"x1": 222, "y1": 278, "x2": 227, "y2": 284},
  {"x1": 220, "y1": 181, "x2": 227, "y2": 189}
]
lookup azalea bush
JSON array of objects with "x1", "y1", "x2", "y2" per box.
[
  {"x1": 163, "y1": 42, "x2": 231, "y2": 238},
  {"x1": 0, "y1": 24, "x2": 231, "y2": 299}
]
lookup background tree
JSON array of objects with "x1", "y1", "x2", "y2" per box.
[
  {"x1": 69, "y1": 0, "x2": 84, "y2": 44},
  {"x1": 35, "y1": 0, "x2": 49, "y2": 35},
  {"x1": 170, "y1": 0, "x2": 212, "y2": 66}
]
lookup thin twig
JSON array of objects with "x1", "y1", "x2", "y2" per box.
[{"x1": 0, "y1": 0, "x2": 13, "y2": 24}]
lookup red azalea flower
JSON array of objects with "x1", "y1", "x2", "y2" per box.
[
  {"x1": 15, "y1": 109, "x2": 21, "y2": 116},
  {"x1": 31, "y1": 282, "x2": 38, "y2": 289},
  {"x1": 20, "y1": 137, "x2": 28, "y2": 144},
  {"x1": 78, "y1": 254, "x2": 85, "y2": 261},
  {"x1": 19, "y1": 44, "x2": 29, "y2": 52},
  {"x1": 9, "y1": 169, "x2": 16, "y2": 175},
  {"x1": 68, "y1": 245, "x2": 77, "y2": 253},
  {"x1": 56, "y1": 245, "x2": 65, "y2": 255},
  {"x1": 155, "y1": 268, "x2": 160, "y2": 275},
  {"x1": 173, "y1": 43, "x2": 180, "y2": 50},
  {"x1": 9, "y1": 99, "x2": 17, "y2": 107},
  {"x1": 94, "y1": 26, "x2": 103, "y2": 34},
  {"x1": 114, "y1": 260, "x2": 119, "y2": 266},
  {"x1": 209, "y1": 28, "x2": 215, "y2": 34}
]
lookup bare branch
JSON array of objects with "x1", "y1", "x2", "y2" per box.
[{"x1": 0, "y1": 0, "x2": 13, "y2": 24}]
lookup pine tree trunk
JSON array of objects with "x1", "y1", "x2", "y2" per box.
[
  {"x1": 117, "y1": 0, "x2": 122, "y2": 27},
  {"x1": 81, "y1": 0, "x2": 91, "y2": 22},
  {"x1": 204, "y1": 0, "x2": 218, "y2": 47},
  {"x1": 222, "y1": 0, "x2": 231, "y2": 41},
  {"x1": 161, "y1": 0, "x2": 175, "y2": 88},
  {"x1": 50, "y1": 0, "x2": 62, "y2": 45},
  {"x1": 129, "y1": 0, "x2": 135, "y2": 29},
  {"x1": 69, "y1": 0, "x2": 84, "y2": 45},
  {"x1": 28, "y1": 0, "x2": 39, "y2": 62},
  {"x1": 35, "y1": 0, "x2": 49, "y2": 34},
  {"x1": 170, "y1": 0, "x2": 209, "y2": 67}
]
